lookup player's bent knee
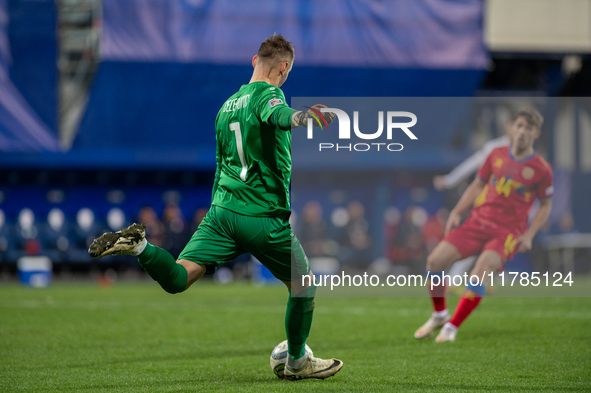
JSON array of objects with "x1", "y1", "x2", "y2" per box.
[
  {"x1": 285, "y1": 272, "x2": 315, "y2": 294},
  {"x1": 160, "y1": 280, "x2": 186, "y2": 294},
  {"x1": 480, "y1": 251, "x2": 503, "y2": 268},
  {"x1": 154, "y1": 260, "x2": 196, "y2": 294},
  {"x1": 177, "y1": 259, "x2": 207, "y2": 290},
  {"x1": 472, "y1": 251, "x2": 503, "y2": 279},
  {"x1": 427, "y1": 242, "x2": 461, "y2": 271},
  {"x1": 289, "y1": 285, "x2": 316, "y2": 312},
  {"x1": 426, "y1": 253, "x2": 438, "y2": 271},
  {"x1": 298, "y1": 284, "x2": 316, "y2": 298},
  {"x1": 427, "y1": 252, "x2": 447, "y2": 272}
]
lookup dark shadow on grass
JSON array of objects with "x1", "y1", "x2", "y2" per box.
[
  {"x1": 25, "y1": 372, "x2": 328, "y2": 392},
  {"x1": 24, "y1": 379, "x2": 591, "y2": 392},
  {"x1": 21, "y1": 348, "x2": 267, "y2": 371},
  {"x1": 388, "y1": 382, "x2": 590, "y2": 392}
]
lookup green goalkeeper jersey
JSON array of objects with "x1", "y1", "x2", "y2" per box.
[{"x1": 212, "y1": 81, "x2": 292, "y2": 218}]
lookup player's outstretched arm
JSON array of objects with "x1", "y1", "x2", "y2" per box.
[
  {"x1": 265, "y1": 106, "x2": 296, "y2": 130},
  {"x1": 445, "y1": 177, "x2": 486, "y2": 235},
  {"x1": 435, "y1": 149, "x2": 487, "y2": 190},
  {"x1": 291, "y1": 104, "x2": 336, "y2": 128},
  {"x1": 265, "y1": 101, "x2": 335, "y2": 131},
  {"x1": 517, "y1": 198, "x2": 552, "y2": 252},
  {"x1": 435, "y1": 135, "x2": 511, "y2": 190}
]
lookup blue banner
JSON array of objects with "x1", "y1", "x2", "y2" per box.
[
  {"x1": 102, "y1": 0, "x2": 487, "y2": 69},
  {"x1": 0, "y1": 0, "x2": 10, "y2": 82},
  {"x1": 72, "y1": 0, "x2": 488, "y2": 169},
  {"x1": 0, "y1": 0, "x2": 58, "y2": 152}
]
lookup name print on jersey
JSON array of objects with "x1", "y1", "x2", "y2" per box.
[{"x1": 223, "y1": 94, "x2": 251, "y2": 113}]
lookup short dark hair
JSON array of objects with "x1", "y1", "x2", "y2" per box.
[
  {"x1": 257, "y1": 33, "x2": 294, "y2": 63},
  {"x1": 512, "y1": 108, "x2": 544, "y2": 130}
]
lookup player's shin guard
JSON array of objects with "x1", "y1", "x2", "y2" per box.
[
  {"x1": 427, "y1": 271, "x2": 447, "y2": 312},
  {"x1": 449, "y1": 283, "x2": 485, "y2": 328},
  {"x1": 285, "y1": 285, "x2": 316, "y2": 359},
  {"x1": 137, "y1": 242, "x2": 188, "y2": 294}
]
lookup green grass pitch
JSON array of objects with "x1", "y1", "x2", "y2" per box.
[{"x1": 1, "y1": 282, "x2": 590, "y2": 392}]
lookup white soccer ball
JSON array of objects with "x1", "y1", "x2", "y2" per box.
[{"x1": 270, "y1": 340, "x2": 313, "y2": 379}]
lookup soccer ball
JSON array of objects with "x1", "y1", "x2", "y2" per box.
[{"x1": 270, "y1": 340, "x2": 313, "y2": 379}]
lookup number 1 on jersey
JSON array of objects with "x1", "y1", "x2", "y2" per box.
[{"x1": 230, "y1": 122, "x2": 247, "y2": 181}]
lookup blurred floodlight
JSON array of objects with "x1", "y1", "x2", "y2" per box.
[
  {"x1": 77, "y1": 208, "x2": 94, "y2": 230},
  {"x1": 384, "y1": 206, "x2": 401, "y2": 226},
  {"x1": 107, "y1": 207, "x2": 125, "y2": 230},
  {"x1": 19, "y1": 208, "x2": 35, "y2": 229},
  {"x1": 213, "y1": 267, "x2": 233, "y2": 284},
  {"x1": 410, "y1": 206, "x2": 429, "y2": 228},
  {"x1": 331, "y1": 207, "x2": 350, "y2": 228},
  {"x1": 562, "y1": 55, "x2": 583, "y2": 76},
  {"x1": 48, "y1": 208, "x2": 65, "y2": 231}
]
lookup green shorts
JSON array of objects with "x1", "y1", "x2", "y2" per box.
[{"x1": 178, "y1": 205, "x2": 310, "y2": 282}]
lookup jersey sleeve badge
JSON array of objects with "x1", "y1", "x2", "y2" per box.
[
  {"x1": 268, "y1": 98, "x2": 283, "y2": 108},
  {"x1": 545, "y1": 185, "x2": 554, "y2": 196}
]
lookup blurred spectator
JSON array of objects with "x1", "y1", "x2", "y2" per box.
[
  {"x1": 422, "y1": 208, "x2": 447, "y2": 252},
  {"x1": 12, "y1": 208, "x2": 42, "y2": 260},
  {"x1": 0, "y1": 209, "x2": 12, "y2": 261},
  {"x1": 298, "y1": 201, "x2": 329, "y2": 257},
  {"x1": 16, "y1": 208, "x2": 38, "y2": 241},
  {"x1": 393, "y1": 206, "x2": 428, "y2": 272},
  {"x1": 190, "y1": 208, "x2": 209, "y2": 234},
  {"x1": 69, "y1": 208, "x2": 101, "y2": 263},
  {"x1": 107, "y1": 207, "x2": 126, "y2": 231},
  {"x1": 338, "y1": 201, "x2": 373, "y2": 268},
  {"x1": 530, "y1": 219, "x2": 552, "y2": 273},
  {"x1": 532, "y1": 212, "x2": 579, "y2": 275},
  {"x1": 40, "y1": 207, "x2": 70, "y2": 263},
  {"x1": 383, "y1": 206, "x2": 402, "y2": 263},
  {"x1": 162, "y1": 203, "x2": 189, "y2": 258},
  {"x1": 558, "y1": 211, "x2": 577, "y2": 234},
  {"x1": 341, "y1": 201, "x2": 372, "y2": 249},
  {"x1": 138, "y1": 206, "x2": 165, "y2": 247}
]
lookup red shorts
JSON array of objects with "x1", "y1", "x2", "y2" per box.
[{"x1": 442, "y1": 217, "x2": 520, "y2": 263}]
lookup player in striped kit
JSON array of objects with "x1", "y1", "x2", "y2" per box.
[{"x1": 415, "y1": 108, "x2": 553, "y2": 342}]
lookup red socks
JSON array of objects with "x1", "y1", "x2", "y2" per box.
[
  {"x1": 449, "y1": 290, "x2": 482, "y2": 328},
  {"x1": 429, "y1": 280, "x2": 447, "y2": 312}
]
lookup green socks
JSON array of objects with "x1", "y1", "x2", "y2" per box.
[
  {"x1": 137, "y1": 242, "x2": 188, "y2": 294},
  {"x1": 285, "y1": 285, "x2": 316, "y2": 359},
  {"x1": 138, "y1": 241, "x2": 315, "y2": 353}
]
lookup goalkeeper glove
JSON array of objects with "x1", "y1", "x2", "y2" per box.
[{"x1": 291, "y1": 104, "x2": 336, "y2": 128}]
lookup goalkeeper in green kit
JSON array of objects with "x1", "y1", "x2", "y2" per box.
[{"x1": 88, "y1": 34, "x2": 343, "y2": 380}]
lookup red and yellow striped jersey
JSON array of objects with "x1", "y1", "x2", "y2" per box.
[{"x1": 471, "y1": 146, "x2": 553, "y2": 233}]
